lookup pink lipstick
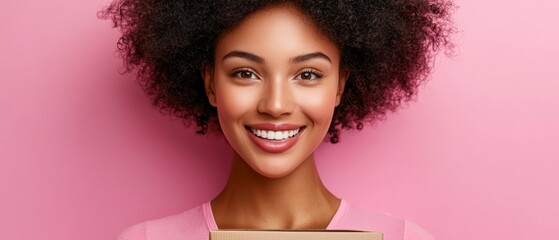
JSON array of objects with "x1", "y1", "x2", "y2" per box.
[{"x1": 245, "y1": 124, "x2": 305, "y2": 153}]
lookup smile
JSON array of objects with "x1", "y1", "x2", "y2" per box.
[
  {"x1": 250, "y1": 127, "x2": 301, "y2": 141},
  {"x1": 245, "y1": 124, "x2": 305, "y2": 153}
]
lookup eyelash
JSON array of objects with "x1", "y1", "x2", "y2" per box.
[
  {"x1": 231, "y1": 68, "x2": 260, "y2": 79},
  {"x1": 294, "y1": 69, "x2": 323, "y2": 81},
  {"x1": 230, "y1": 68, "x2": 323, "y2": 81}
]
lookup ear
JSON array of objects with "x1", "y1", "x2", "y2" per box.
[
  {"x1": 202, "y1": 65, "x2": 217, "y2": 107},
  {"x1": 335, "y1": 69, "x2": 350, "y2": 107}
]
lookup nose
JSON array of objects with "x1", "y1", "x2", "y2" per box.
[{"x1": 257, "y1": 76, "x2": 294, "y2": 118}]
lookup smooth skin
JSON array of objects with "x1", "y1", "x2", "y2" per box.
[{"x1": 203, "y1": 3, "x2": 349, "y2": 229}]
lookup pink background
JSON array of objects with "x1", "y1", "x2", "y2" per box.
[{"x1": 1, "y1": 0, "x2": 558, "y2": 239}]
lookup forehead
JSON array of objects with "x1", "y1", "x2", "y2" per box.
[{"x1": 214, "y1": 4, "x2": 340, "y2": 63}]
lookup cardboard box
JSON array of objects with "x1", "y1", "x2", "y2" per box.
[{"x1": 210, "y1": 230, "x2": 383, "y2": 240}]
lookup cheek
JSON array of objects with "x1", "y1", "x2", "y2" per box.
[
  {"x1": 214, "y1": 80, "x2": 257, "y2": 126},
  {"x1": 297, "y1": 85, "x2": 338, "y2": 126}
]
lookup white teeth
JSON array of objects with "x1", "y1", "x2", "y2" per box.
[{"x1": 250, "y1": 127, "x2": 301, "y2": 140}]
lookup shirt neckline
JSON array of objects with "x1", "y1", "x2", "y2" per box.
[{"x1": 203, "y1": 199, "x2": 348, "y2": 230}]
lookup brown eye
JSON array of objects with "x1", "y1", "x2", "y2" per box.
[
  {"x1": 240, "y1": 71, "x2": 253, "y2": 78},
  {"x1": 295, "y1": 69, "x2": 322, "y2": 81},
  {"x1": 300, "y1": 72, "x2": 313, "y2": 80},
  {"x1": 233, "y1": 69, "x2": 259, "y2": 79}
]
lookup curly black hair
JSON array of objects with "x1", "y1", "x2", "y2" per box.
[{"x1": 100, "y1": 0, "x2": 454, "y2": 143}]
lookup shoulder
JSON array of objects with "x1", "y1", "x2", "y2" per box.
[
  {"x1": 113, "y1": 204, "x2": 210, "y2": 240},
  {"x1": 333, "y1": 201, "x2": 434, "y2": 240},
  {"x1": 114, "y1": 222, "x2": 147, "y2": 240}
]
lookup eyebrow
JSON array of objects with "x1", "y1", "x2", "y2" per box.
[
  {"x1": 223, "y1": 51, "x2": 264, "y2": 63},
  {"x1": 291, "y1": 52, "x2": 332, "y2": 64},
  {"x1": 222, "y1": 51, "x2": 332, "y2": 64}
]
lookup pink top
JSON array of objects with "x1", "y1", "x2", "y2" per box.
[{"x1": 115, "y1": 200, "x2": 434, "y2": 240}]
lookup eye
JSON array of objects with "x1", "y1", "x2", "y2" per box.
[
  {"x1": 294, "y1": 69, "x2": 322, "y2": 81},
  {"x1": 232, "y1": 68, "x2": 260, "y2": 79}
]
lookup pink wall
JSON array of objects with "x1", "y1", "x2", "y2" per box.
[{"x1": 1, "y1": 0, "x2": 558, "y2": 239}]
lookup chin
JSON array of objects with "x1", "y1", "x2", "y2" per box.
[
  {"x1": 255, "y1": 166, "x2": 297, "y2": 179},
  {"x1": 247, "y1": 154, "x2": 308, "y2": 179}
]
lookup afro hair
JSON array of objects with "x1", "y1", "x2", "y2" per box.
[{"x1": 100, "y1": 0, "x2": 454, "y2": 143}]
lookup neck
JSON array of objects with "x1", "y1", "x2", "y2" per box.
[{"x1": 211, "y1": 153, "x2": 340, "y2": 229}]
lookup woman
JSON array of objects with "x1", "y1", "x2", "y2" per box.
[{"x1": 101, "y1": 0, "x2": 453, "y2": 239}]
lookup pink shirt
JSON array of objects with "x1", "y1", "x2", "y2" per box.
[{"x1": 115, "y1": 200, "x2": 434, "y2": 240}]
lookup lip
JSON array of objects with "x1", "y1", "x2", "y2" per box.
[
  {"x1": 245, "y1": 124, "x2": 305, "y2": 153},
  {"x1": 246, "y1": 123, "x2": 304, "y2": 131}
]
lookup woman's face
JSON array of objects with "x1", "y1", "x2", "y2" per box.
[{"x1": 204, "y1": 4, "x2": 347, "y2": 178}]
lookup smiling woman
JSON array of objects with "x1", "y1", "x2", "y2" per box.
[
  {"x1": 100, "y1": 0, "x2": 453, "y2": 239},
  {"x1": 204, "y1": 6, "x2": 346, "y2": 180}
]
